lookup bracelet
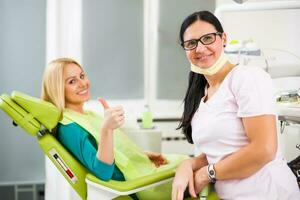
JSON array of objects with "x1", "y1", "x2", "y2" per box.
[{"x1": 207, "y1": 164, "x2": 216, "y2": 183}]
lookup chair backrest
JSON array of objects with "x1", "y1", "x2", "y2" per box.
[{"x1": 0, "y1": 91, "x2": 89, "y2": 199}]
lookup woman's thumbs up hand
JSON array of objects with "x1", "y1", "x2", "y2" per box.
[{"x1": 98, "y1": 98, "x2": 125, "y2": 131}]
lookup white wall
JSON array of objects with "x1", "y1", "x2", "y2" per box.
[
  {"x1": 0, "y1": 0, "x2": 46, "y2": 186},
  {"x1": 216, "y1": 0, "x2": 300, "y2": 59},
  {"x1": 214, "y1": 0, "x2": 300, "y2": 86}
]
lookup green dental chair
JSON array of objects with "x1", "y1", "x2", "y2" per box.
[{"x1": 0, "y1": 91, "x2": 219, "y2": 200}]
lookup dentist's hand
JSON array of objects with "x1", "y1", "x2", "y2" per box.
[
  {"x1": 98, "y1": 98, "x2": 125, "y2": 131},
  {"x1": 193, "y1": 166, "x2": 210, "y2": 195},
  {"x1": 172, "y1": 160, "x2": 197, "y2": 200}
]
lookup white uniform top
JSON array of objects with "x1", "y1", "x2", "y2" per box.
[{"x1": 191, "y1": 65, "x2": 300, "y2": 200}]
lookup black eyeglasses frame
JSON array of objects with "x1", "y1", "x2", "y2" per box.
[{"x1": 181, "y1": 32, "x2": 223, "y2": 51}]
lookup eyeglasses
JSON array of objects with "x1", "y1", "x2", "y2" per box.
[{"x1": 181, "y1": 32, "x2": 222, "y2": 51}]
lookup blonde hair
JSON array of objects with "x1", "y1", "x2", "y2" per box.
[{"x1": 41, "y1": 58, "x2": 83, "y2": 113}]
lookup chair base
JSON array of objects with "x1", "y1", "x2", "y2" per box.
[{"x1": 86, "y1": 177, "x2": 173, "y2": 200}]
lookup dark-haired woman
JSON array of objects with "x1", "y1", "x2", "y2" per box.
[{"x1": 172, "y1": 10, "x2": 300, "y2": 200}]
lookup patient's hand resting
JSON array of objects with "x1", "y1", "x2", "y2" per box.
[{"x1": 145, "y1": 151, "x2": 168, "y2": 167}]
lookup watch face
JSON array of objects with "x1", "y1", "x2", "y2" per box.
[{"x1": 207, "y1": 164, "x2": 216, "y2": 183}]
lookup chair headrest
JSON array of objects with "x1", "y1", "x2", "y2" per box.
[
  {"x1": 0, "y1": 93, "x2": 41, "y2": 136},
  {"x1": 11, "y1": 91, "x2": 61, "y2": 132},
  {"x1": 0, "y1": 91, "x2": 61, "y2": 136}
]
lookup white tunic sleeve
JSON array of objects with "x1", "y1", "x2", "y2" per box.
[{"x1": 230, "y1": 66, "x2": 277, "y2": 117}]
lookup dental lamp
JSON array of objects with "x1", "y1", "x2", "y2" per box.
[{"x1": 233, "y1": 0, "x2": 248, "y2": 4}]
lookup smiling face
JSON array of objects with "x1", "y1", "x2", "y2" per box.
[
  {"x1": 183, "y1": 20, "x2": 226, "y2": 69},
  {"x1": 63, "y1": 63, "x2": 90, "y2": 110}
]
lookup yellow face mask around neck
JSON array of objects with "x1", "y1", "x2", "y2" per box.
[{"x1": 190, "y1": 52, "x2": 228, "y2": 76}]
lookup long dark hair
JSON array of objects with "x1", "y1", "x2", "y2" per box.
[{"x1": 177, "y1": 11, "x2": 224, "y2": 144}]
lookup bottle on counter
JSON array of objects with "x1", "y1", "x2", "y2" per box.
[{"x1": 142, "y1": 105, "x2": 153, "y2": 129}]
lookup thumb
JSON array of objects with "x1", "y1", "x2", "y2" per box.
[{"x1": 98, "y1": 98, "x2": 110, "y2": 109}]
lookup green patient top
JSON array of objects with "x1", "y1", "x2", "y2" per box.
[{"x1": 57, "y1": 122, "x2": 125, "y2": 181}]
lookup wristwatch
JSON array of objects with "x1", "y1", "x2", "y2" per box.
[{"x1": 207, "y1": 164, "x2": 216, "y2": 183}]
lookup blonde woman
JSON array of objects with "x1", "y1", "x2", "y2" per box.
[{"x1": 41, "y1": 58, "x2": 186, "y2": 200}]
